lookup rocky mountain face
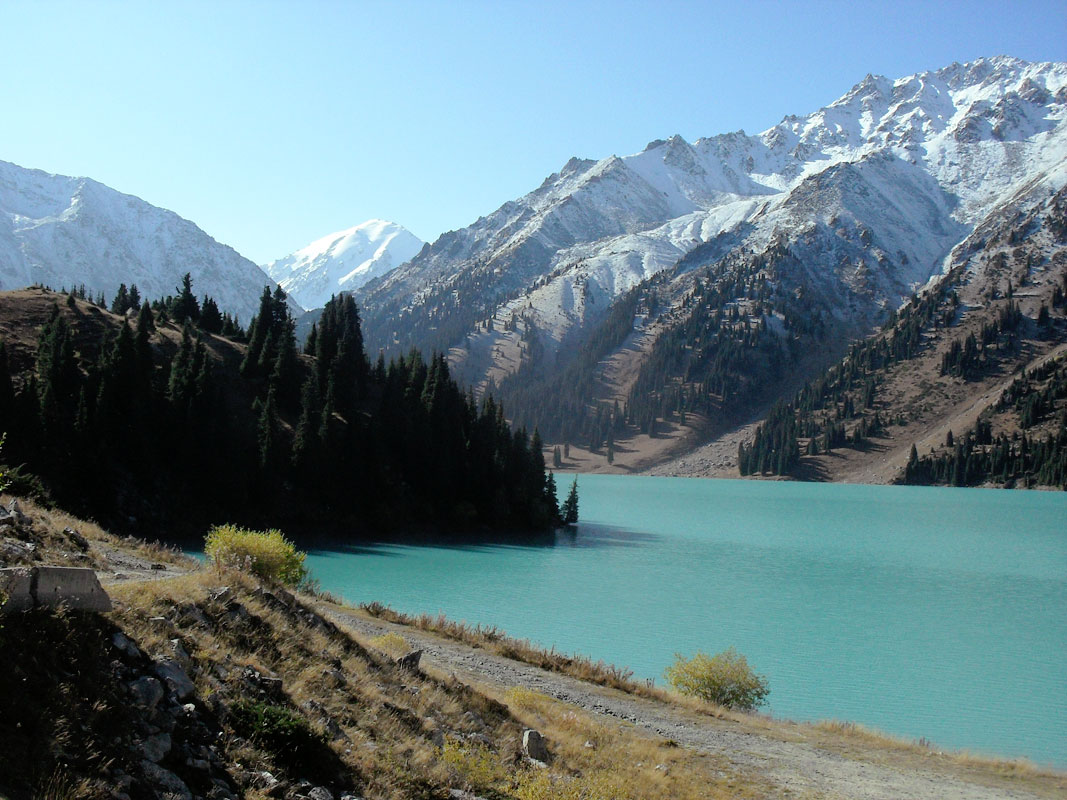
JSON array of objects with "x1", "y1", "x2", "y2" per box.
[
  {"x1": 264, "y1": 219, "x2": 423, "y2": 311},
  {"x1": 0, "y1": 160, "x2": 298, "y2": 322},
  {"x1": 352, "y1": 56, "x2": 1067, "y2": 451}
]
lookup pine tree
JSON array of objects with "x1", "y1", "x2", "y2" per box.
[
  {"x1": 172, "y1": 273, "x2": 200, "y2": 323},
  {"x1": 199, "y1": 296, "x2": 223, "y2": 333},
  {"x1": 562, "y1": 477, "x2": 579, "y2": 525},
  {"x1": 110, "y1": 283, "x2": 130, "y2": 315}
]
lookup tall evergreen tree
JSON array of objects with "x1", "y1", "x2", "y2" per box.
[
  {"x1": 172, "y1": 273, "x2": 201, "y2": 323},
  {"x1": 562, "y1": 477, "x2": 579, "y2": 525}
]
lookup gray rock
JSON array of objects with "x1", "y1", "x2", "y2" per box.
[
  {"x1": 322, "y1": 668, "x2": 346, "y2": 687},
  {"x1": 251, "y1": 770, "x2": 279, "y2": 790},
  {"x1": 111, "y1": 632, "x2": 141, "y2": 659},
  {"x1": 63, "y1": 526, "x2": 89, "y2": 551},
  {"x1": 7, "y1": 499, "x2": 28, "y2": 525},
  {"x1": 522, "y1": 728, "x2": 549, "y2": 762},
  {"x1": 169, "y1": 638, "x2": 192, "y2": 668},
  {"x1": 307, "y1": 788, "x2": 334, "y2": 800},
  {"x1": 395, "y1": 650, "x2": 423, "y2": 671},
  {"x1": 140, "y1": 732, "x2": 172, "y2": 763},
  {"x1": 154, "y1": 659, "x2": 196, "y2": 701},
  {"x1": 129, "y1": 676, "x2": 165, "y2": 710},
  {"x1": 140, "y1": 760, "x2": 192, "y2": 800},
  {"x1": 209, "y1": 586, "x2": 231, "y2": 603},
  {"x1": 149, "y1": 708, "x2": 177, "y2": 733}
]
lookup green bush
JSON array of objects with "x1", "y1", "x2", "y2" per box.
[
  {"x1": 663, "y1": 647, "x2": 769, "y2": 710},
  {"x1": 204, "y1": 524, "x2": 307, "y2": 587},
  {"x1": 229, "y1": 700, "x2": 323, "y2": 768}
]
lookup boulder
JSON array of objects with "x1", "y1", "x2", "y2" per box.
[
  {"x1": 154, "y1": 659, "x2": 196, "y2": 701},
  {"x1": 395, "y1": 650, "x2": 423, "y2": 671},
  {"x1": 63, "y1": 526, "x2": 89, "y2": 551},
  {"x1": 140, "y1": 761, "x2": 192, "y2": 800},
  {"x1": 209, "y1": 586, "x2": 231, "y2": 604},
  {"x1": 129, "y1": 676, "x2": 165, "y2": 711},
  {"x1": 522, "y1": 729, "x2": 549, "y2": 762},
  {"x1": 140, "y1": 732, "x2": 172, "y2": 763},
  {"x1": 307, "y1": 788, "x2": 334, "y2": 800},
  {"x1": 111, "y1": 632, "x2": 142, "y2": 659}
]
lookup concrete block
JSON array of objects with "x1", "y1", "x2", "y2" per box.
[
  {"x1": 34, "y1": 566, "x2": 113, "y2": 612},
  {"x1": 0, "y1": 567, "x2": 35, "y2": 612},
  {"x1": 0, "y1": 566, "x2": 112, "y2": 613}
]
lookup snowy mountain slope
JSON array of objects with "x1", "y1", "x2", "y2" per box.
[
  {"x1": 0, "y1": 160, "x2": 298, "y2": 322},
  {"x1": 265, "y1": 220, "x2": 423, "y2": 311},
  {"x1": 356, "y1": 56, "x2": 1067, "y2": 375}
]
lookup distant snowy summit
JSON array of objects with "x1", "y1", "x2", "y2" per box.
[
  {"x1": 265, "y1": 220, "x2": 424, "y2": 310},
  {"x1": 0, "y1": 159, "x2": 296, "y2": 322}
]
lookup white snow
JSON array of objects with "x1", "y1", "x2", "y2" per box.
[
  {"x1": 265, "y1": 219, "x2": 423, "y2": 310},
  {"x1": 363, "y1": 56, "x2": 1067, "y2": 365},
  {"x1": 0, "y1": 160, "x2": 299, "y2": 322}
]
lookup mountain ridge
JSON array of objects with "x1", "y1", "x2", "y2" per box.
[
  {"x1": 346, "y1": 56, "x2": 1066, "y2": 474},
  {"x1": 0, "y1": 159, "x2": 301, "y2": 322}
]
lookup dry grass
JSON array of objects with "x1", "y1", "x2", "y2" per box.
[
  {"x1": 485, "y1": 681, "x2": 770, "y2": 799},
  {"x1": 1, "y1": 494, "x2": 196, "y2": 572},
  {"x1": 813, "y1": 719, "x2": 1056, "y2": 779},
  {"x1": 361, "y1": 601, "x2": 670, "y2": 700},
  {"x1": 104, "y1": 568, "x2": 779, "y2": 799}
]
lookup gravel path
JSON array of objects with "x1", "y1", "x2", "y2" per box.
[{"x1": 328, "y1": 607, "x2": 1057, "y2": 800}]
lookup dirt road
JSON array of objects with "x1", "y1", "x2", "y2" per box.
[{"x1": 327, "y1": 606, "x2": 1062, "y2": 800}]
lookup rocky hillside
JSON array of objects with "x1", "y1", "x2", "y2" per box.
[
  {"x1": 652, "y1": 179, "x2": 1067, "y2": 487},
  {"x1": 0, "y1": 160, "x2": 299, "y2": 322},
  {"x1": 349, "y1": 57, "x2": 1067, "y2": 464}
]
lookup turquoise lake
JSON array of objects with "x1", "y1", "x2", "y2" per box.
[{"x1": 301, "y1": 475, "x2": 1067, "y2": 767}]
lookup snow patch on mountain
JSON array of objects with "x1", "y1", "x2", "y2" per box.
[
  {"x1": 265, "y1": 220, "x2": 423, "y2": 310},
  {"x1": 358, "y1": 56, "x2": 1067, "y2": 375},
  {"x1": 0, "y1": 160, "x2": 296, "y2": 322}
]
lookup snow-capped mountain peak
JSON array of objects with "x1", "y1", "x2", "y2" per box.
[
  {"x1": 352, "y1": 57, "x2": 1067, "y2": 393},
  {"x1": 0, "y1": 159, "x2": 298, "y2": 322},
  {"x1": 265, "y1": 219, "x2": 423, "y2": 311}
]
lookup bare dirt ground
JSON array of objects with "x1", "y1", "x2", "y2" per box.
[{"x1": 326, "y1": 605, "x2": 1065, "y2": 800}]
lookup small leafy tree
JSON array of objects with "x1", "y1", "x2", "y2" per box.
[
  {"x1": 204, "y1": 524, "x2": 308, "y2": 586},
  {"x1": 664, "y1": 647, "x2": 769, "y2": 710}
]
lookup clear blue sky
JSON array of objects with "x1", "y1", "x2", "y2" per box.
[{"x1": 2, "y1": 0, "x2": 1064, "y2": 264}]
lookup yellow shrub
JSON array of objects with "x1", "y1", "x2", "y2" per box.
[
  {"x1": 504, "y1": 686, "x2": 547, "y2": 711},
  {"x1": 369, "y1": 633, "x2": 408, "y2": 654},
  {"x1": 440, "y1": 740, "x2": 510, "y2": 790},
  {"x1": 663, "y1": 647, "x2": 769, "y2": 710},
  {"x1": 204, "y1": 524, "x2": 307, "y2": 587}
]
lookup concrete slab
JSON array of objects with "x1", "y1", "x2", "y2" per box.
[{"x1": 0, "y1": 566, "x2": 112, "y2": 613}]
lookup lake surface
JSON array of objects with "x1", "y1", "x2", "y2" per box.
[{"x1": 303, "y1": 476, "x2": 1067, "y2": 766}]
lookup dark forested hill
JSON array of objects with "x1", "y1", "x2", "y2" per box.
[{"x1": 0, "y1": 286, "x2": 562, "y2": 538}]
